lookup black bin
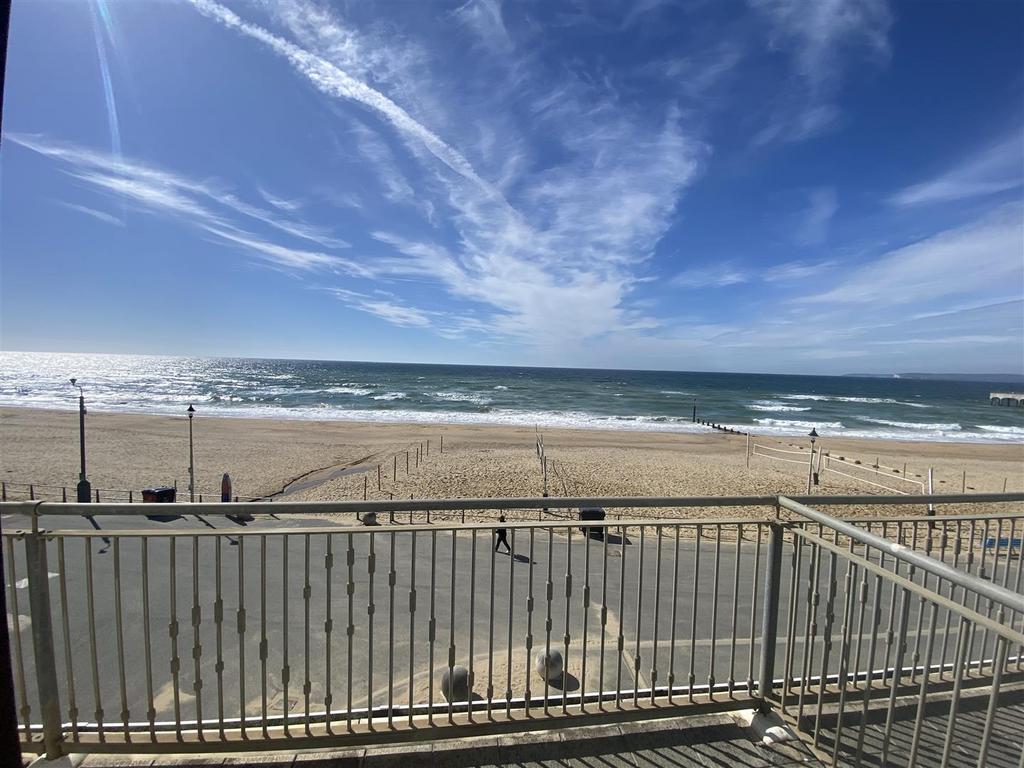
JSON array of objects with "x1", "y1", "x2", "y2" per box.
[
  {"x1": 579, "y1": 507, "x2": 606, "y2": 536},
  {"x1": 142, "y1": 486, "x2": 176, "y2": 503}
]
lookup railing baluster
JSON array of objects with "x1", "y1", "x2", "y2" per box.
[
  {"x1": 169, "y1": 537, "x2": 182, "y2": 741},
  {"x1": 633, "y1": 526, "x2": 644, "y2": 706},
  {"x1": 113, "y1": 538, "x2": 130, "y2": 740},
  {"x1": 708, "y1": 525, "x2": 721, "y2": 695},
  {"x1": 688, "y1": 524, "x2": 701, "y2": 703},
  {"x1": 259, "y1": 535, "x2": 268, "y2": 738},
  {"x1": 524, "y1": 527, "x2": 536, "y2": 715},
  {"x1": 387, "y1": 533, "x2": 396, "y2": 729},
  {"x1": 544, "y1": 526, "x2": 554, "y2": 715},
  {"x1": 406, "y1": 532, "x2": 416, "y2": 728},
  {"x1": 797, "y1": 540, "x2": 821, "y2": 724},
  {"x1": 829, "y1": 561, "x2": 858, "y2": 767},
  {"x1": 303, "y1": 534, "x2": 312, "y2": 735},
  {"x1": 563, "y1": 524, "x2": 572, "y2": 715},
  {"x1": 747, "y1": 521, "x2": 762, "y2": 698},
  {"x1": 366, "y1": 531, "x2": 376, "y2": 730},
  {"x1": 426, "y1": 531, "x2": 436, "y2": 727},
  {"x1": 977, "y1": 635, "x2": 1008, "y2": 768},
  {"x1": 880, "y1": 586, "x2": 911, "y2": 767},
  {"x1": 940, "y1": 616, "x2": 971, "y2": 766},
  {"x1": 57, "y1": 538, "x2": 79, "y2": 741},
  {"x1": 281, "y1": 534, "x2": 290, "y2": 736},
  {"x1": 324, "y1": 534, "x2": 334, "y2": 734},
  {"x1": 908, "y1": 598, "x2": 941, "y2": 765},
  {"x1": 727, "y1": 524, "x2": 740, "y2": 697},
  {"x1": 346, "y1": 532, "x2": 355, "y2": 731},
  {"x1": 854, "y1": 571, "x2": 883, "y2": 764},
  {"x1": 468, "y1": 529, "x2": 477, "y2": 721},
  {"x1": 780, "y1": 534, "x2": 803, "y2": 713},
  {"x1": 190, "y1": 536, "x2": 203, "y2": 740},
  {"x1": 667, "y1": 525, "x2": 680, "y2": 704},
  {"x1": 812, "y1": 550, "x2": 838, "y2": 747},
  {"x1": 214, "y1": 535, "x2": 224, "y2": 739},
  {"x1": 506, "y1": 527, "x2": 516, "y2": 716},
  {"x1": 5, "y1": 536, "x2": 31, "y2": 744},
  {"x1": 486, "y1": 526, "x2": 496, "y2": 718},
  {"x1": 236, "y1": 536, "x2": 246, "y2": 737}
]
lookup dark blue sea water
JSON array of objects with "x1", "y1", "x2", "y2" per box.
[{"x1": 1, "y1": 352, "x2": 1022, "y2": 443}]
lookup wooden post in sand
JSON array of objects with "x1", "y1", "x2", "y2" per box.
[
  {"x1": 440, "y1": 435, "x2": 443, "y2": 453},
  {"x1": 426, "y1": 439, "x2": 430, "y2": 456},
  {"x1": 1004, "y1": 478, "x2": 1009, "y2": 492},
  {"x1": 962, "y1": 470, "x2": 966, "y2": 492},
  {"x1": 363, "y1": 475, "x2": 368, "y2": 500},
  {"x1": 927, "y1": 467, "x2": 935, "y2": 522},
  {"x1": 394, "y1": 455, "x2": 397, "y2": 481},
  {"x1": 406, "y1": 451, "x2": 410, "y2": 474},
  {"x1": 377, "y1": 465, "x2": 382, "y2": 491},
  {"x1": 745, "y1": 434, "x2": 750, "y2": 469}
]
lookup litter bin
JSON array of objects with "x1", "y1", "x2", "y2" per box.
[
  {"x1": 142, "y1": 486, "x2": 176, "y2": 503},
  {"x1": 143, "y1": 486, "x2": 180, "y2": 522},
  {"x1": 579, "y1": 507, "x2": 605, "y2": 536}
]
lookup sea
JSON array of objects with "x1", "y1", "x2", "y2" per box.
[{"x1": 1, "y1": 351, "x2": 1022, "y2": 444}]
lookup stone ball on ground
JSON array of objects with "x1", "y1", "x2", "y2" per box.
[
  {"x1": 534, "y1": 649, "x2": 563, "y2": 682},
  {"x1": 441, "y1": 665, "x2": 470, "y2": 702}
]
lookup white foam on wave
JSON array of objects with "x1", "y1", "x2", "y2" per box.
[
  {"x1": 755, "y1": 418, "x2": 843, "y2": 429},
  {"x1": 493, "y1": 385, "x2": 509, "y2": 390},
  {"x1": 747, "y1": 400, "x2": 812, "y2": 412},
  {"x1": 430, "y1": 391, "x2": 493, "y2": 406},
  {"x1": 324, "y1": 386, "x2": 374, "y2": 396},
  {"x1": 781, "y1": 394, "x2": 932, "y2": 408},
  {"x1": 977, "y1": 425, "x2": 1024, "y2": 436},
  {"x1": 861, "y1": 418, "x2": 961, "y2": 431},
  {"x1": 371, "y1": 392, "x2": 407, "y2": 401},
  {"x1": 660, "y1": 390, "x2": 691, "y2": 395}
]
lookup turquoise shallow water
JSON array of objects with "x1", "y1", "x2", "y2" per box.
[{"x1": 1, "y1": 351, "x2": 1022, "y2": 444}]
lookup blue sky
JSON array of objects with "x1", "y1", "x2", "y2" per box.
[{"x1": 1, "y1": 0, "x2": 1022, "y2": 374}]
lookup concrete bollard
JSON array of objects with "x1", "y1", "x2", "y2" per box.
[
  {"x1": 534, "y1": 649, "x2": 563, "y2": 682},
  {"x1": 441, "y1": 665, "x2": 470, "y2": 702}
]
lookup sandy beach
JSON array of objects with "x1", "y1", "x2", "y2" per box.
[{"x1": 2, "y1": 407, "x2": 1020, "y2": 519}]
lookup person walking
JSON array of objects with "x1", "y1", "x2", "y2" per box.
[{"x1": 494, "y1": 514, "x2": 511, "y2": 553}]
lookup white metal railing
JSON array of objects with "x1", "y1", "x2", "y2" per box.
[{"x1": 3, "y1": 492, "x2": 1023, "y2": 764}]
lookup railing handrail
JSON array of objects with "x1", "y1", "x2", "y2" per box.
[
  {"x1": 1, "y1": 491, "x2": 1021, "y2": 518},
  {"x1": 779, "y1": 495, "x2": 1024, "y2": 614}
]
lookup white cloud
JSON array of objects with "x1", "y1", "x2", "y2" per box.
[
  {"x1": 762, "y1": 259, "x2": 835, "y2": 282},
  {"x1": 189, "y1": 0, "x2": 705, "y2": 345},
  {"x1": 802, "y1": 203, "x2": 1024, "y2": 306},
  {"x1": 889, "y1": 134, "x2": 1024, "y2": 207},
  {"x1": 326, "y1": 288, "x2": 433, "y2": 327},
  {"x1": 8, "y1": 133, "x2": 358, "y2": 274},
  {"x1": 794, "y1": 187, "x2": 837, "y2": 245},
  {"x1": 453, "y1": 0, "x2": 513, "y2": 52},
  {"x1": 56, "y1": 201, "x2": 124, "y2": 226},
  {"x1": 749, "y1": 0, "x2": 892, "y2": 142},
  {"x1": 672, "y1": 263, "x2": 749, "y2": 288}
]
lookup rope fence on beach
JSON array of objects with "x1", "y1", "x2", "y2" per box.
[{"x1": 0, "y1": 479, "x2": 266, "y2": 504}]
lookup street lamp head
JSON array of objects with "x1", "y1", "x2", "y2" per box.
[
  {"x1": 187, "y1": 404, "x2": 195, "y2": 418},
  {"x1": 808, "y1": 428, "x2": 819, "y2": 442},
  {"x1": 69, "y1": 378, "x2": 76, "y2": 386}
]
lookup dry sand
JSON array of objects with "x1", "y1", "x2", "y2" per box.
[{"x1": 1, "y1": 407, "x2": 1020, "y2": 521}]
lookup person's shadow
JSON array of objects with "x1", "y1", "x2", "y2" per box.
[
  {"x1": 496, "y1": 550, "x2": 534, "y2": 564},
  {"x1": 585, "y1": 530, "x2": 631, "y2": 546}
]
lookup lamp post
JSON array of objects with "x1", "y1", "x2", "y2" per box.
[
  {"x1": 806, "y1": 428, "x2": 818, "y2": 493},
  {"x1": 69, "y1": 378, "x2": 91, "y2": 503},
  {"x1": 187, "y1": 404, "x2": 196, "y2": 502}
]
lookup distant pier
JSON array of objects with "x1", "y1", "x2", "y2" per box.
[{"x1": 990, "y1": 392, "x2": 1024, "y2": 406}]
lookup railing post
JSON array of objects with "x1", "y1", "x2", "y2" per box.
[
  {"x1": 24, "y1": 532, "x2": 63, "y2": 758},
  {"x1": 757, "y1": 521, "x2": 784, "y2": 707}
]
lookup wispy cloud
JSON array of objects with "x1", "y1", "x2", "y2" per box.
[
  {"x1": 189, "y1": 0, "x2": 705, "y2": 345},
  {"x1": 889, "y1": 133, "x2": 1024, "y2": 207},
  {"x1": 762, "y1": 259, "x2": 835, "y2": 282},
  {"x1": 325, "y1": 288, "x2": 433, "y2": 327},
  {"x1": 794, "y1": 187, "x2": 837, "y2": 245},
  {"x1": 750, "y1": 0, "x2": 892, "y2": 142},
  {"x1": 7, "y1": 133, "x2": 359, "y2": 274},
  {"x1": 673, "y1": 263, "x2": 749, "y2": 288},
  {"x1": 802, "y1": 203, "x2": 1024, "y2": 305},
  {"x1": 56, "y1": 201, "x2": 124, "y2": 226}
]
